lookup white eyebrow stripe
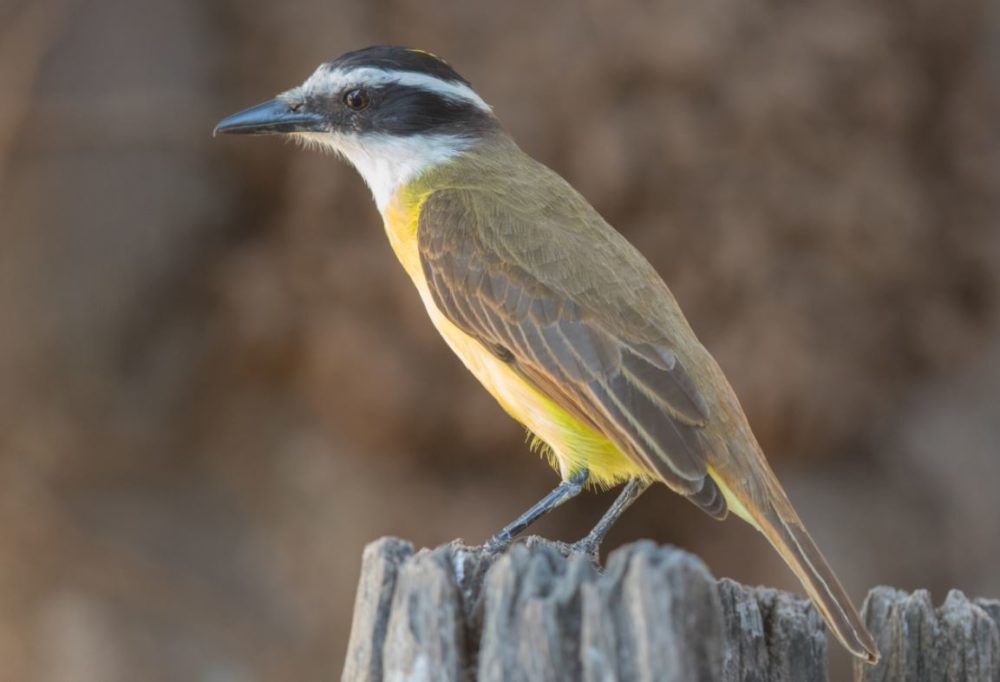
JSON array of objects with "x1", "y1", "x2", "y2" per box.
[{"x1": 302, "y1": 66, "x2": 492, "y2": 113}]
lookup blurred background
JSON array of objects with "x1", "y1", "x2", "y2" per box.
[{"x1": 1, "y1": 0, "x2": 999, "y2": 679}]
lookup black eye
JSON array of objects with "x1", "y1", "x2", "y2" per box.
[{"x1": 343, "y1": 88, "x2": 369, "y2": 110}]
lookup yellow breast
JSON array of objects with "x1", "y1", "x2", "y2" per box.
[{"x1": 379, "y1": 186, "x2": 642, "y2": 486}]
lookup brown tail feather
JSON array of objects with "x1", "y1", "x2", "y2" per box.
[
  {"x1": 707, "y1": 459, "x2": 879, "y2": 662},
  {"x1": 753, "y1": 496, "x2": 879, "y2": 663}
]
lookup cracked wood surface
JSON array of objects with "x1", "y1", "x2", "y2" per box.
[{"x1": 342, "y1": 537, "x2": 1000, "y2": 681}]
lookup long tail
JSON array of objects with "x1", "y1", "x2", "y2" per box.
[{"x1": 710, "y1": 464, "x2": 880, "y2": 663}]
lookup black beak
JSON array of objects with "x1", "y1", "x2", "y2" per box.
[{"x1": 213, "y1": 98, "x2": 325, "y2": 136}]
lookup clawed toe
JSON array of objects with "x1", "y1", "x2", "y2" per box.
[
  {"x1": 549, "y1": 537, "x2": 601, "y2": 563},
  {"x1": 484, "y1": 534, "x2": 512, "y2": 555},
  {"x1": 569, "y1": 538, "x2": 601, "y2": 564}
]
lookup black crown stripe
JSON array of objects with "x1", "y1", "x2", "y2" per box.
[{"x1": 328, "y1": 45, "x2": 470, "y2": 86}]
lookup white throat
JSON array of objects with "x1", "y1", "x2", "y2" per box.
[{"x1": 298, "y1": 132, "x2": 471, "y2": 212}]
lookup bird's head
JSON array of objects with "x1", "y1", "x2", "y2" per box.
[{"x1": 214, "y1": 46, "x2": 498, "y2": 209}]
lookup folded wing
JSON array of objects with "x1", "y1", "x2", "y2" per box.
[{"x1": 418, "y1": 188, "x2": 725, "y2": 514}]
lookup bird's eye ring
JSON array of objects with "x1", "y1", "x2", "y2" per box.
[{"x1": 343, "y1": 88, "x2": 369, "y2": 110}]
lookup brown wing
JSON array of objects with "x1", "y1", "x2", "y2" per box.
[{"x1": 417, "y1": 187, "x2": 725, "y2": 514}]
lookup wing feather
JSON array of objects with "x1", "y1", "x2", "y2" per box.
[{"x1": 418, "y1": 187, "x2": 718, "y2": 498}]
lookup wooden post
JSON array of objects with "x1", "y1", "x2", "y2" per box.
[
  {"x1": 342, "y1": 537, "x2": 1000, "y2": 681},
  {"x1": 857, "y1": 586, "x2": 1000, "y2": 681}
]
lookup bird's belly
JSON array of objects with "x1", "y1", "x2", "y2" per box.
[{"x1": 379, "y1": 197, "x2": 642, "y2": 485}]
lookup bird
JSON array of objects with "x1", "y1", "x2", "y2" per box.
[{"x1": 214, "y1": 45, "x2": 879, "y2": 663}]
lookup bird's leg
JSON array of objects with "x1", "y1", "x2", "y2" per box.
[
  {"x1": 485, "y1": 468, "x2": 589, "y2": 553},
  {"x1": 571, "y1": 477, "x2": 650, "y2": 560}
]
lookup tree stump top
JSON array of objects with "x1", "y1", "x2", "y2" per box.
[{"x1": 342, "y1": 537, "x2": 1000, "y2": 681}]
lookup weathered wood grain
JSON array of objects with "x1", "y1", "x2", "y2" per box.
[
  {"x1": 342, "y1": 538, "x2": 415, "y2": 681},
  {"x1": 341, "y1": 537, "x2": 828, "y2": 681},
  {"x1": 856, "y1": 586, "x2": 1000, "y2": 682},
  {"x1": 718, "y1": 579, "x2": 826, "y2": 682},
  {"x1": 341, "y1": 537, "x2": 1000, "y2": 681}
]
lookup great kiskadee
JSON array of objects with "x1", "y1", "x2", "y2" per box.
[{"x1": 215, "y1": 45, "x2": 878, "y2": 663}]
